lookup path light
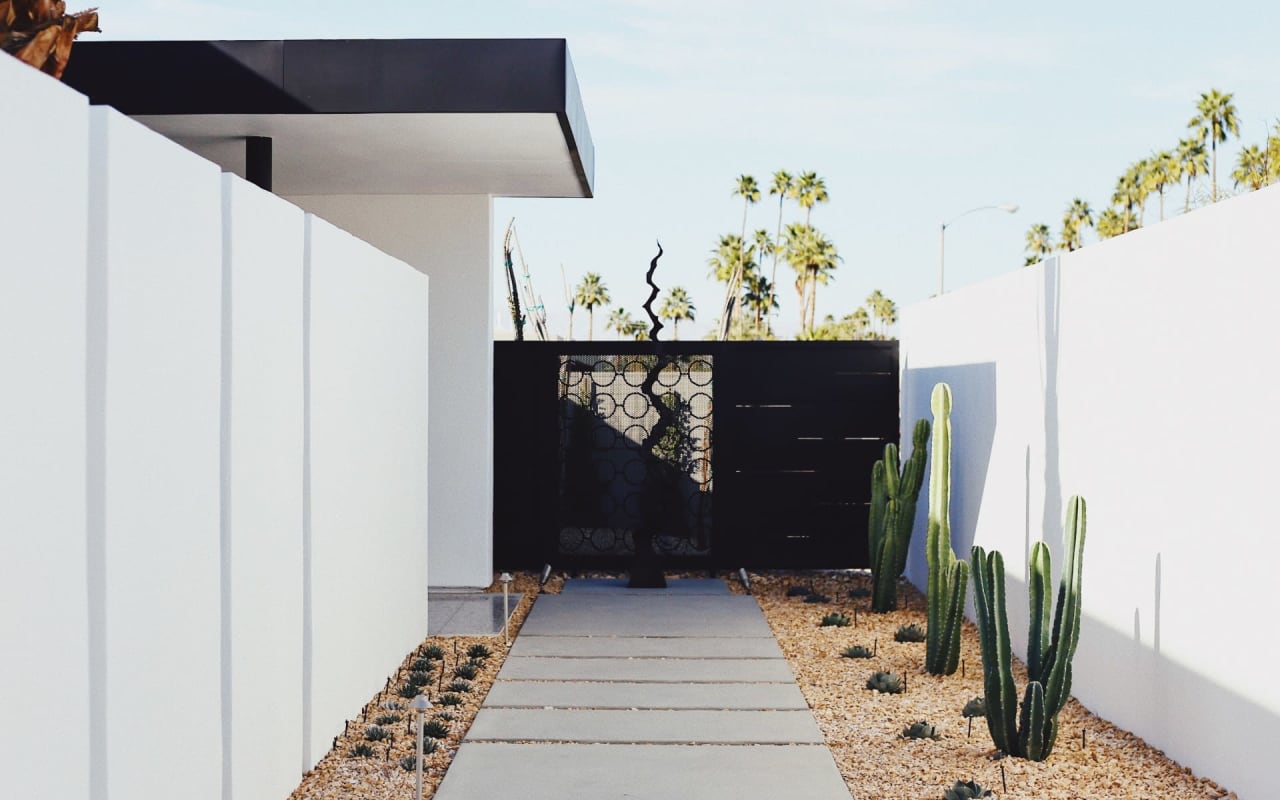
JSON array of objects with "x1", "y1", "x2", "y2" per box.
[
  {"x1": 938, "y1": 203, "x2": 1018, "y2": 295},
  {"x1": 499, "y1": 572, "x2": 514, "y2": 646},
  {"x1": 410, "y1": 694, "x2": 432, "y2": 800}
]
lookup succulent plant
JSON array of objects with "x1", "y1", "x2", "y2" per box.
[
  {"x1": 448, "y1": 679, "x2": 473, "y2": 694},
  {"x1": 894, "y1": 623, "x2": 926, "y2": 643},
  {"x1": 848, "y1": 587, "x2": 872, "y2": 599},
  {"x1": 786, "y1": 585, "x2": 815, "y2": 597},
  {"x1": 467, "y1": 643, "x2": 492, "y2": 660},
  {"x1": 422, "y1": 644, "x2": 445, "y2": 660},
  {"x1": 397, "y1": 683, "x2": 422, "y2": 699},
  {"x1": 942, "y1": 780, "x2": 992, "y2": 800},
  {"x1": 364, "y1": 725, "x2": 389, "y2": 742},
  {"x1": 406, "y1": 670, "x2": 433, "y2": 687},
  {"x1": 422, "y1": 719, "x2": 450, "y2": 739},
  {"x1": 381, "y1": 700, "x2": 406, "y2": 711},
  {"x1": 347, "y1": 743, "x2": 375, "y2": 758},
  {"x1": 454, "y1": 661, "x2": 481, "y2": 680},
  {"x1": 438, "y1": 693, "x2": 463, "y2": 706},
  {"x1": 925, "y1": 383, "x2": 969, "y2": 677},
  {"x1": 866, "y1": 671, "x2": 904, "y2": 694},
  {"x1": 868, "y1": 417, "x2": 930, "y2": 612},
  {"x1": 410, "y1": 658, "x2": 435, "y2": 673},
  {"x1": 803, "y1": 592, "x2": 831, "y2": 604},
  {"x1": 901, "y1": 720, "x2": 941, "y2": 740},
  {"x1": 841, "y1": 644, "x2": 874, "y2": 659},
  {"x1": 374, "y1": 713, "x2": 402, "y2": 726},
  {"x1": 399, "y1": 755, "x2": 420, "y2": 772},
  {"x1": 434, "y1": 711, "x2": 456, "y2": 722},
  {"x1": 961, "y1": 697, "x2": 986, "y2": 718},
  {"x1": 819, "y1": 612, "x2": 851, "y2": 628}
]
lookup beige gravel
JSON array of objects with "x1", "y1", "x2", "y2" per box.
[{"x1": 289, "y1": 569, "x2": 1236, "y2": 800}]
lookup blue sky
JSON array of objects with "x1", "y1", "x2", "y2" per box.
[{"x1": 101, "y1": 1, "x2": 1280, "y2": 339}]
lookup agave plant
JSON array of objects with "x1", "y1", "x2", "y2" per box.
[
  {"x1": 803, "y1": 592, "x2": 831, "y2": 604},
  {"x1": 347, "y1": 743, "x2": 374, "y2": 758},
  {"x1": 0, "y1": 0, "x2": 100, "y2": 78},
  {"x1": 961, "y1": 697, "x2": 986, "y2": 718},
  {"x1": 467, "y1": 643, "x2": 492, "y2": 660},
  {"x1": 866, "y1": 671, "x2": 904, "y2": 694},
  {"x1": 894, "y1": 623, "x2": 926, "y2": 643},
  {"x1": 841, "y1": 644, "x2": 874, "y2": 659},
  {"x1": 438, "y1": 693, "x2": 463, "y2": 706},
  {"x1": 819, "y1": 612, "x2": 851, "y2": 628},
  {"x1": 421, "y1": 719, "x2": 450, "y2": 739},
  {"x1": 447, "y1": 679, "x2": 473, "y2": 694},
  {"x1": 901, "y1": 720, "x2": 941, "y2": 740},
  {"x1": 943, "y1": 780, "x2": 992, "y2": 800},
  {"x1": 786, "y1": 585, "x2": 815, "y2": 597},
  {"x1": 363, "y1": 725, "x2": 389, "y2": 742}
]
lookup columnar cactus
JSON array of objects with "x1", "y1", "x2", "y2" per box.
[
  {"x1": 868, "y1": 418, "x2": 931, "y2": 612},
  {"x1": 971, "y1": 495, "x2": 1087, "y2": 761},
  {"x1": 925, "y1": 383, "x2": 968, "y2": 676}
]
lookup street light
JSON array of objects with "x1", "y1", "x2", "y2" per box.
[
  {"x1": 938, "y1": 204, "x2": 1018, "y2": 295},
  {"x1": 410, "y1": 694, "x2": 432, "y2": 800},
  {"x1": 499, "y1": 572, "x2": 514, "y2": 646}
]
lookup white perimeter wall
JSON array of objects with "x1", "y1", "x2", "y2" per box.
[
  {"x1": 288, "y1": 194, "x2": 492, "y2": 588},
  {"x1": 0, "y1": 57, "x2": 429, "y2": 800},
  {"x1": 900, "y1": 184, "x2": 1280, "y2": 800}
]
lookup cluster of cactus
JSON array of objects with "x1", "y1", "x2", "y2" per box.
[
  {"x1": 819, "y1": 611, "x2": 851, "y2": 628},
  {"x1": 364, "y1": 725, "x2": 389, "y2": 742},
  {"x1": 894, "y1": 623, "x2": 926, "y2": 643},
  {"x1": 901, "y1": 720, "x2": 941, "y2": 740},
  {"x1": 347, "y1": 743, "x2": 375, "y2": 758},
  {"x1": 841, "y1": 644, "x2": 874, "y2": 659},
  {"x1": 961, "y1": 697, "x2": 986, "y2": 718},
  {"x1": 421, "y1": 719, "x2": 450, "y2": 739},
  {"x1": 924, "y1": 383, "x2": 968, "y2": 676},
  {"x1": 448, "y1": 679, "x2": 473, "y2": 694},
  {"x1": 454, "y1": 660, "x2": 481, "y2": 680},
  {"x1": 422, "y1": 644, "x2": 445, "y2": 660},
  {"x1": 803, "y1": 592, "x2": 831, "y2": 604},
  {"x1": 467, "y1": 643, "x2": 492, "y2": 660},
  {"x1": 868, "y1": 417, "x2": 930, "y2": 612},
  {"x1": 943, "y1": 781, "x2": 992, "y2": 800},
  {"x1": 374, "y1": 713, "x2": 402, "y2": 726},
  {"x1": 866, "y1": 671, "x2": 904, "y2": 694},
  {"x1": 971, "y1": 495, "x2": 1087, "y2": 762},
  {"x1": 438, "y1": 693, "x2": 463, "y2": 706}
]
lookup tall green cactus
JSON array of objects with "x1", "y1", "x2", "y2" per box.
[
  {"x1": 924, "y1": 383, "x2": 968, "y2": 675},
  {"x1": 971, "y1": 495, "x2": 1087, "y2": 761},
  {"x1": 868, "y1": 418, "x2": 930, "y2": 612}
]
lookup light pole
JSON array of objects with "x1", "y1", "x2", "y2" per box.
[
  {"x1": 499, "y1": 572, "x2": 513, "y2": 646},
  {"x1": 938, "y1": 204, "x2": 1018, "y2": 295},
  {"x1": 410, "y1": 694, "x2": 432, "y2": 800}
]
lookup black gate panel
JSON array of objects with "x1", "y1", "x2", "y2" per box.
[{"x1": 493, "y1": 340, "x2": 898, "y2": 570}]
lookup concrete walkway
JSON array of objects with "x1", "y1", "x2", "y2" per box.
[{"x1": 434, "y1": 579, "x2": 851, "y2": 800}]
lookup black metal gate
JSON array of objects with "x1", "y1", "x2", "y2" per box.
[{"x1": 494, "y1": 341, "x2": 898, "y2": 570}]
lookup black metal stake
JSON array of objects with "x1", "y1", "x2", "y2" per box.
[
  {"x1": 1000, "y1": 765, "x2": 1007, "y2": 793},
  {"x1": 961, "y1": 659, "x2": 965, "y2": 678},
  {"x1": 1082, "y1": 728, "x2": 1087, "y2": 750},
  {"x1": 967, "y1": 717, "x2": 973, "y2": 738}
]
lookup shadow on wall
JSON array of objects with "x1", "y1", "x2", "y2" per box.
[
  {"x1": 902, "y1": 361, "x2": 997, "y2": 574},
  {"x1": 1038, "y1": 255, "x2": 1064, "y2": 566}
]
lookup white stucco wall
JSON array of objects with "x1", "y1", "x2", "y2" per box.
[
  {"x1": 288, "y1": 194, "x2": 492, "y2": 589},
  {"x1": 900, "y1": 184, "x2": 1280, "y2": 800},
  {"x1": 305, "y1": 214, "x2": 431, "y2": 768},
  {"x1": 88, "y1": 107, "x2": 224, "y2": 800},
  {"x1": 0, "y1": 57, "x2": 90, "y2": 800},
  {"x1": 222, "y1": 176, "x2": 306, "y2": 798}
]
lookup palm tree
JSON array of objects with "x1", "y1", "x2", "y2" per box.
[
  {"x1": 742, "y1": 272, "x2": 777, "y2": 333},
  {"x1": 792, "y1": 171, "x2": 830, "y2": 227},
  {"x1": 658, "y1": 286, "x2": 696, "y2": 340},
  {"x1": 718, "y1": 175, "x2": 761, "y2": 339},
  {"x1": 1024, "y1": 223, "x2": 1053, "y2": 265},
  {"x1": 1096, "y1": 208, "x2": 1126, "y2": 240},
  {"x1": 1188, "y1": 89, "x2": 1241, "y2": 202},
  {"x1": 1268, "y1": 123, "x2": 1280, "y2": 184},
  {"x1": 1059, "y1": 199, "x2": 1094, "y2": 252},
  {"x1": 1127, "y1": 159, "x2": 1153, "y2": 226},
  {"x1": 1176, "y1": 138, "x2": 1208, "y2": 213},
  {"x1": 573, "y1": 273, "x2": 610, "y2": 339},
  {"x1": 608, "y1": 308, "x2": 636, "y2": 339},
  {"x1": 866, "y1": 290, "x2": 896, "y2": 338},
  {"x1": 766, "y1": 170, "x2": 795, "y2": 331},
  {"x1": 1146, "y1": 150, "x2": 1181, "y2": 222},
  {"x1": 707, "y1": 234, "x2": 756, "y2": 287},
  {"x1": 783, "y1": 223, "x2": 839, "y2": 335},
  {"x1": 1232, "y1": 145, "x2": 1271, "y2": 191},
  {"x1": 1112, "y1": 167, "x2": 1143, "y2": 233}
]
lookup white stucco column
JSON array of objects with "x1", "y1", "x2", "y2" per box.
[{"x1": 286, "y1": 194, "x2": 494, "y2": 589}]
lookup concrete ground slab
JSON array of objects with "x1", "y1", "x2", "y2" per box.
[
  {"x1": 483, "y1": 680, "x2": 808, "y2": 710},
  {"x1": 498, "y1": 656, "x2": 794, "y2": 683},
  {"x1": 510, "y1": 634, "x2": 784, "y2": 659},
  {"x1": 435, "y1": 743, "x2": 851, "y2": 800},
  {"x1": 427, "y1": 592, "x2": 522, "y2": 636},
  {"x1": 559, "y1": 578, "x2": 732, "y2": 595},
  {"x1": 520, "y1": 595, "x2": 773, "y2": 637},
  {"x1": 465, "y1": 708, "x2": 826, "y2": 744}
]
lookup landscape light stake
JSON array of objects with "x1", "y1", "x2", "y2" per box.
[
  {"x1": 1000, "y1": 765, "x2": 1007, "y2": 793},
  {"x1": 411, "y1": 694, "x2": 432, "y2": 800},
  {"x1": 968, "y1": 717, "x2": 973, "y2": 738},
  {"x1": 1082, "y1": 729, "x2": 1087, "y2": 750},
  {"x1": 500, "y1": 572, "x2": 514, "y2": 646}
]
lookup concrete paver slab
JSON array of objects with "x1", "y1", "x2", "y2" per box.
[
  {"x1": 465, "y1": 708, "x2": 826, "y2": 744},
  {"x1": 427, "y1": 592, "x2": 522, "y2": 636},
  {"x1": 435, "y1": 743, "x2": 851, "y2": 800},
  {"x1": 560, "y1": 578, "x2": 732, "y2": 595},
  {"x1": 498, "y1": 656, "x2": 795, "y2": 683},
  {"x1": 483, "y1": 680, "x2": 808, "y2": 710},
  {"x1": 510, "y1": 635, "x2": 783, "y2": 659},
  {"x1": 520, "y1": 595, "x2": 773, "y2": 637}
]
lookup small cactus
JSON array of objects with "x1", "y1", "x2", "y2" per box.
[
  {"x1": 397, "y1": 683, "x2": 422, "y2": 698},
  {"x1": 467, "y1": 643, "x2": 492, "y2": 660},
  {"x1": 866, "y1": 671, "x2": 904, "y2": 694},
  {"x1": 454, "y1": 660, "x2": 481, "y2": 680},
  {"x1": 803, "y1": 592, "x2": 831, "y2": 604},
  {"x1": 942, "y1": 780, "x2": 992, "y2": 800},
  {"x1": 381, "y1": 700, "x2": 405, "y2": 711},
  {"x1": 819, "y1": 612, "x2": 851, "y2": 628},
  {"x1": 406, "y1": 670, "x2": 432, "y2": 687},
  {"x1": 422, "y1": 644, "x2": 445, "y2": 660},
  {"x1": 374, "y1": 713, "x2": 402, "y2": 726},
  {"x1": 347, "y1": 743, "x2": 375, "y2": 758},
  {"x1": 448, "y1": 679, "x2": 473, "y2": 694},
  {"x1": 901, "y1": 720, "x2": 941, "y2": 740},
  {"x1": 961, "y1": 697, "x2": 986, "y2": 718},
  {"x1": 364, "y1": 725, "x2": 389, "y2": 742},
  {"x1": 410, "y1": 658, "x2": 435, "y2": 673},
  {"x1": 894, "y1": 623, "x2": 926, "y2": 643},
  {"x1": 399, "y1": 755, "x2": 420, "y2": 772},
  {"x1": 786, "y1": 585, "x2": 814, "y2": 597},
  {"x1": 434, "y1": 711, "x2": 456, "y2": 722},
  {"x1": 841, "y1": 644, "x2": 874, "y2": 659},
  {"x1": 438, "y1": 693, "x2": 463, "y2": 706},
  {"x1": 422, "y1": 719, "x2": 450, "y2": 739}
]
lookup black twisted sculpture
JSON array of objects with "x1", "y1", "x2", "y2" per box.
[{"x1": 629, "y1": 242, "x2": 672, "y2": 588}]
